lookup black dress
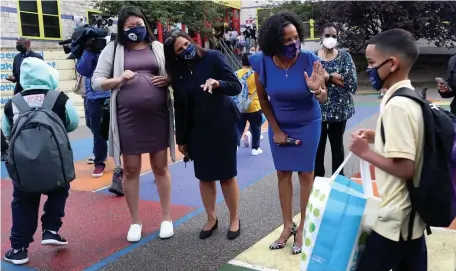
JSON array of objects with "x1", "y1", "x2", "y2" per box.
[{"x1": 173, "y1": 50, "x2": 242, "y2": 181}]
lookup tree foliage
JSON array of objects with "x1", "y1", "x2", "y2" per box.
[
  {"x1": 270, "y1": 1, "x2": 456, "y2": 53},
  {"x1": 95, "y1": 0, "x2": 227, "y2": 36}
]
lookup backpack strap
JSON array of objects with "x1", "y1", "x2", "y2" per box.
[
  {"x1": 42, "y1": 90, "x2": 61, "y2": 110},
  {"x1": 380, "y1": 87, "x2": 424, "y2": 144},
  {"x1": 11, "y1": 94, "x2": 31, "y2": 113}
]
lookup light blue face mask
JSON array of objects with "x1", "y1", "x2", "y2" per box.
[{"x1": 20, "y1": 57, "x2": 59, "y2": 91}]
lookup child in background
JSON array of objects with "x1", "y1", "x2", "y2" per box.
[{"x1": 2, "y1": 57, "x2": 79, "y2": 265}]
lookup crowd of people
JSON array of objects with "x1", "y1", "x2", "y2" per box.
[{"x1": 1, "y1": 6, "x2": 456, "y2": 271}]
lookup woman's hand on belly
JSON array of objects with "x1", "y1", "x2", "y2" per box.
[{"x1": 151, "y1": 76, "x2": 169, "y2": 88}]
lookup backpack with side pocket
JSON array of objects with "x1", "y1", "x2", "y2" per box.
[
  {"x1": 381, "y1": 87, "x2": 456, "y2": 239},
  {"x1": 5, "y1": 91, "x2": 75, "y2": 193},
  {"x1": 232, "y1": 69, "x2": 255, "y2": 113}
]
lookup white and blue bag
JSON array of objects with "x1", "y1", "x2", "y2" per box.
[{"x1": 300, "y1": 153, "x2": 381, "y2": 271}]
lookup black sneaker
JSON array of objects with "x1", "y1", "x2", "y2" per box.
[
  {"x1": 41, "y1": 230, "x2": 68, "y2": 246},
  {"x1": 4, "y1": 248, "x2": 29, "y2": 265}
]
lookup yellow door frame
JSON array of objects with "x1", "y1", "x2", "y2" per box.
[{"x1": 16, "y1": 0, "x2": 63, "y2": 40}]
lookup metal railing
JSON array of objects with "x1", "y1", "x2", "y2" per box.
[{"x1": 218, "y1": 39, "x2": 242, "y2": 71}]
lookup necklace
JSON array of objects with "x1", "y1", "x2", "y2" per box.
[{"x1": 276, "y1": 57, "x2": 293, "y2": 78}]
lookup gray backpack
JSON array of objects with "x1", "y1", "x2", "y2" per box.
[{"x1": 5, "y1": 91, "x2": 75, "y2": 193}]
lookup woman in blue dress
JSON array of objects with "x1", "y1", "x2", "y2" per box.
[
  {"x1": 249, "y1": 11, "x2": 327, "y2": 254},
  {"x1": 164, "y1": 30, "x2": 242, "y2": 240}
]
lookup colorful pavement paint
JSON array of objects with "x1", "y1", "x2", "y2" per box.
[{"x1": 1, "y1": 94, "x2": 454, "y2": 271}]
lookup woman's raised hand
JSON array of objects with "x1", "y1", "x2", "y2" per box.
[{"x1": 304, "y1": 61, "x2": 326, "y2": 91}]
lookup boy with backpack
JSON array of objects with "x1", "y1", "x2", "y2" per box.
[
  {"x1": 349, "y1": 29, "x2": 454, "y2": 271},
  {"x1": 2, "y1": 57, "x2": 79, "y2": 265},
  {"x1": 234, "y1": 52, "x2": 263, "y2": 156}
]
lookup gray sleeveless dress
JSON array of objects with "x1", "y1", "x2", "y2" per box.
[{"x1": 116, "y1": 48, "x2": 169, "y2": 155}]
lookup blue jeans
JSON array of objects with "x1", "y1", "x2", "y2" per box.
[
  {"x1": 237, "y1": 111, "x2": 262, "y2": 150},
  {"x1": 10, "y1": 184, "x2": 70, "y2": 249},
  {"x1": 85, "y1": 98, "x2": 108, "y2": 167}
]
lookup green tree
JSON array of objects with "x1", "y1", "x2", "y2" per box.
[
  {"x1": 95, "y1": 1, "x2": 226, "y2": 36},
  {"x1": 270, "y1": 1, "x2": 456, "y2": 52}
]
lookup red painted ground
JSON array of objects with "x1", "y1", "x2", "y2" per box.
[{"x1": 1, "y1": 181, "x2": 195, "y2": 271}]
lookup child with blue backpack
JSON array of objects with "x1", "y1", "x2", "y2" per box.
[
  {"x1": 2, "y1": 57, "x2": 79, "y2": 265},
  {"x1": 234, "y1": 53, "x2": 263, "y2": 156}
]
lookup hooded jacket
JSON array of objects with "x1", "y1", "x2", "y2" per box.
[{"x1": 2, "y1": 57, "x2": 79, "y2": 137}]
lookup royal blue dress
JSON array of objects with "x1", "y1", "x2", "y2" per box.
[{"x1": 249, "y1": 50, "x2": 322, "y2": 172}]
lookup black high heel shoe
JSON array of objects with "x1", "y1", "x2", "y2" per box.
[
  {"x1": 199, "y1": 218, "x2": 218, "y2": 240},
  {"x1": 292, "y1": 232, "x2": 302, "y2": 255},
  {"x1": 269, "y1": 223, "x2": 297, "y2": 250},
  {"x1": 227, "y1": 220, "x2": 241, "y2": 240}
]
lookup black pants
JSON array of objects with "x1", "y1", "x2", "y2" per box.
[
  {"x1": 315, "y1": 121, "x2": 347, "y2": 177},
  {"x1": 85, "y1": 98, "x2": 108, "y2": 167},
  {"x1": 357, "y1": 231, "x2": 427, "y2": 271},
  {"x1": 236, "y1": 111, "x2": 262, "y2": 150},
  {"x1": 10, "y1": 184, "x2": 70, "y2": 249},
  {"x1": 1, "y1": 130, "x2": 8, "y2": 153}
]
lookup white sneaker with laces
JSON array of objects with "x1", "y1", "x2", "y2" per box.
[
  {"x1": 243, "y1": 131, "x2": 252, "y2": 147},
  {"x1": 260, "y1": 134, "x2": 264, "y2": 140},
  {"x1": 252, "y1": 148, "x2": 263, "y2": 156},
  {"x1": 159, "y1": 221, "x2": 174, "y2": 239},
  {"x1": 127, "y1": 224, "x2": 142, "y2": 242}
]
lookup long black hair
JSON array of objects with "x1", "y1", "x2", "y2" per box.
[
  {"x1": 163, "y1": 29, "x2": 205, "y2": 81},
  {"x1": 116, "y1": 6, "x2": 157, "y2": 46}
]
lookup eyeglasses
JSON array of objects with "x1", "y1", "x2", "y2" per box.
[
  {"x1": 164, "y1": 29, "x2": 183, "y2": 45},
  {"x1": 324, "y1": 34, "x2": 337, "y2": 39}
]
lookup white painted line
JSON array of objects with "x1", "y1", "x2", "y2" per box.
[
  {"x1": 429, "y1": 227, "x2": 456, "y2": 233},
  {"x1": 227, "y1": 260, "x2": 280, "y2": 271}
]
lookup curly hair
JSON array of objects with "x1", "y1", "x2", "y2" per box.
[{"x1": 258, "y1": 11, "x2": 305, "y2": 57}]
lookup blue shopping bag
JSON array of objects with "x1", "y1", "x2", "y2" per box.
[{"x1": 301, "y1": 153, "x2": 380, "y2": 271}]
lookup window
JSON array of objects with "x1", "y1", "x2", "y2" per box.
[{"x1": 18, "y1": 0, "x2": 62, "y2": 39}]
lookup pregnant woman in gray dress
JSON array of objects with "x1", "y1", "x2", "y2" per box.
[{"x1": 92, "y1": 6, "x2": 175, "y2": 242}]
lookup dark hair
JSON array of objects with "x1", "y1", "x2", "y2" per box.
[
  {"x1": 257, "y1": 11, "x2": 305, "y2": 57},
  {"x1": 368, "y1": 28, "x2": 419, "y2": 65},
  {"x1": 116, "y1": 6, "x2": 157, "y2": 46},
  {"x1": 320, "y1": 23, "x2": 338, "y2": 35},
  {"x1": 241, "y1": 52, "x2": 252, "y2": 66},
  {"x1": 163, "y1": 29, "x2": 206, "y2": 80}
]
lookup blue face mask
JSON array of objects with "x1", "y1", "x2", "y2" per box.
[
  {"x1": 366, "y1": 59, "x2": 392, "y2": 90},
  {"x1": 179, "y1": 43, "x2": 197, "y2": 60},
  {"x1": 124, "y1": 26, "x2": 147, "y2": 43}
]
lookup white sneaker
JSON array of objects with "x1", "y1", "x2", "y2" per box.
[
  {"x1": 260, "y1": 134, "x2": 264, "y2": 140},
  {"x1": 127, "y1": 224, "x2": 142, "y2": 242},
  {"x1": 159, "y1": 221, "x2": 174, "y2": 239},
  {"x1": 252, "y1": 148, "x2": 263, "y2": 156}
]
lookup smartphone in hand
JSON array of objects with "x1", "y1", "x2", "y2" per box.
[{"x1": 436, "y1": 77, "x2": 452, "y2": 92}]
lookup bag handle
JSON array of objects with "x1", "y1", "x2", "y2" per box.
[
  {"x1": 359, "y1": 159, "x2": 375, "y2": 197},
  {"x1": 329, "y1": 152, "x2": 353, "y2": 183}
]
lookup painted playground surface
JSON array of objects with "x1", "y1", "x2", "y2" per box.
[{"x1": 1, "y1": 93, "x2": 455, "y2": 271}]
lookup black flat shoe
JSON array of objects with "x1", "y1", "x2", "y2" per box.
[
  {"x1": 227, "y1": 220, "x2": 241, "y2": 240},
  {"x1": 199, "y1": 218, "x2": 218, "y2": 240}
]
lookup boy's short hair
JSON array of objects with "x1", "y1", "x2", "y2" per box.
[
  {"x1": 368, "y1": 28, "x2": 419, "y2": 66},
  {"x1": 241, "y1": 52, "x2": 252, "y2": 66}
]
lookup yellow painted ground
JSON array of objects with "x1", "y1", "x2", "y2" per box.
[{"x1": 232, "y1": 214, "x2": 456, "y2": 271}]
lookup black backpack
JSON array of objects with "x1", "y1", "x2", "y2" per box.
[{"x1": 381, "y1": 87, "x2": 455, "y2": 239}]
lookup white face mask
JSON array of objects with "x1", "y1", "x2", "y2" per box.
[{"x1": 323, "y1": 37, "x2": 337, "y2": 49}]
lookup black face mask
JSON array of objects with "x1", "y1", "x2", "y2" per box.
[{"x1": 16, "y1": 44, "x2": 26, "y2": 53}]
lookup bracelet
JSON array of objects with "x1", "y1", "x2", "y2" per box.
[
  {"x1": 311, "y1": 87, "x2": 322, "y2": 96},
  {"x1": 328, "y1": 74, "x2": 333, "y2": 84}
]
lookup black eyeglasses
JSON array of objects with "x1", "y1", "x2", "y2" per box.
[
  {"x1": 324, "y1": 34, "x2": 337, "y2": 39},
  {"x1": 164, "y1": 29, "x2": 183, "y2": 45}
]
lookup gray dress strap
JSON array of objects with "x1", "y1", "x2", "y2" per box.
[
  {"x1": 11, "y1": 94, "x2": 31, "y2": 113},
  {"x1": 42, "y1": 91, "x2": 61, "y2": 110}
]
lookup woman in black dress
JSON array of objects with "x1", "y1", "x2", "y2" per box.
[{"x1": 164, "y1": 30, "x2": 242, "y2": 240}]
